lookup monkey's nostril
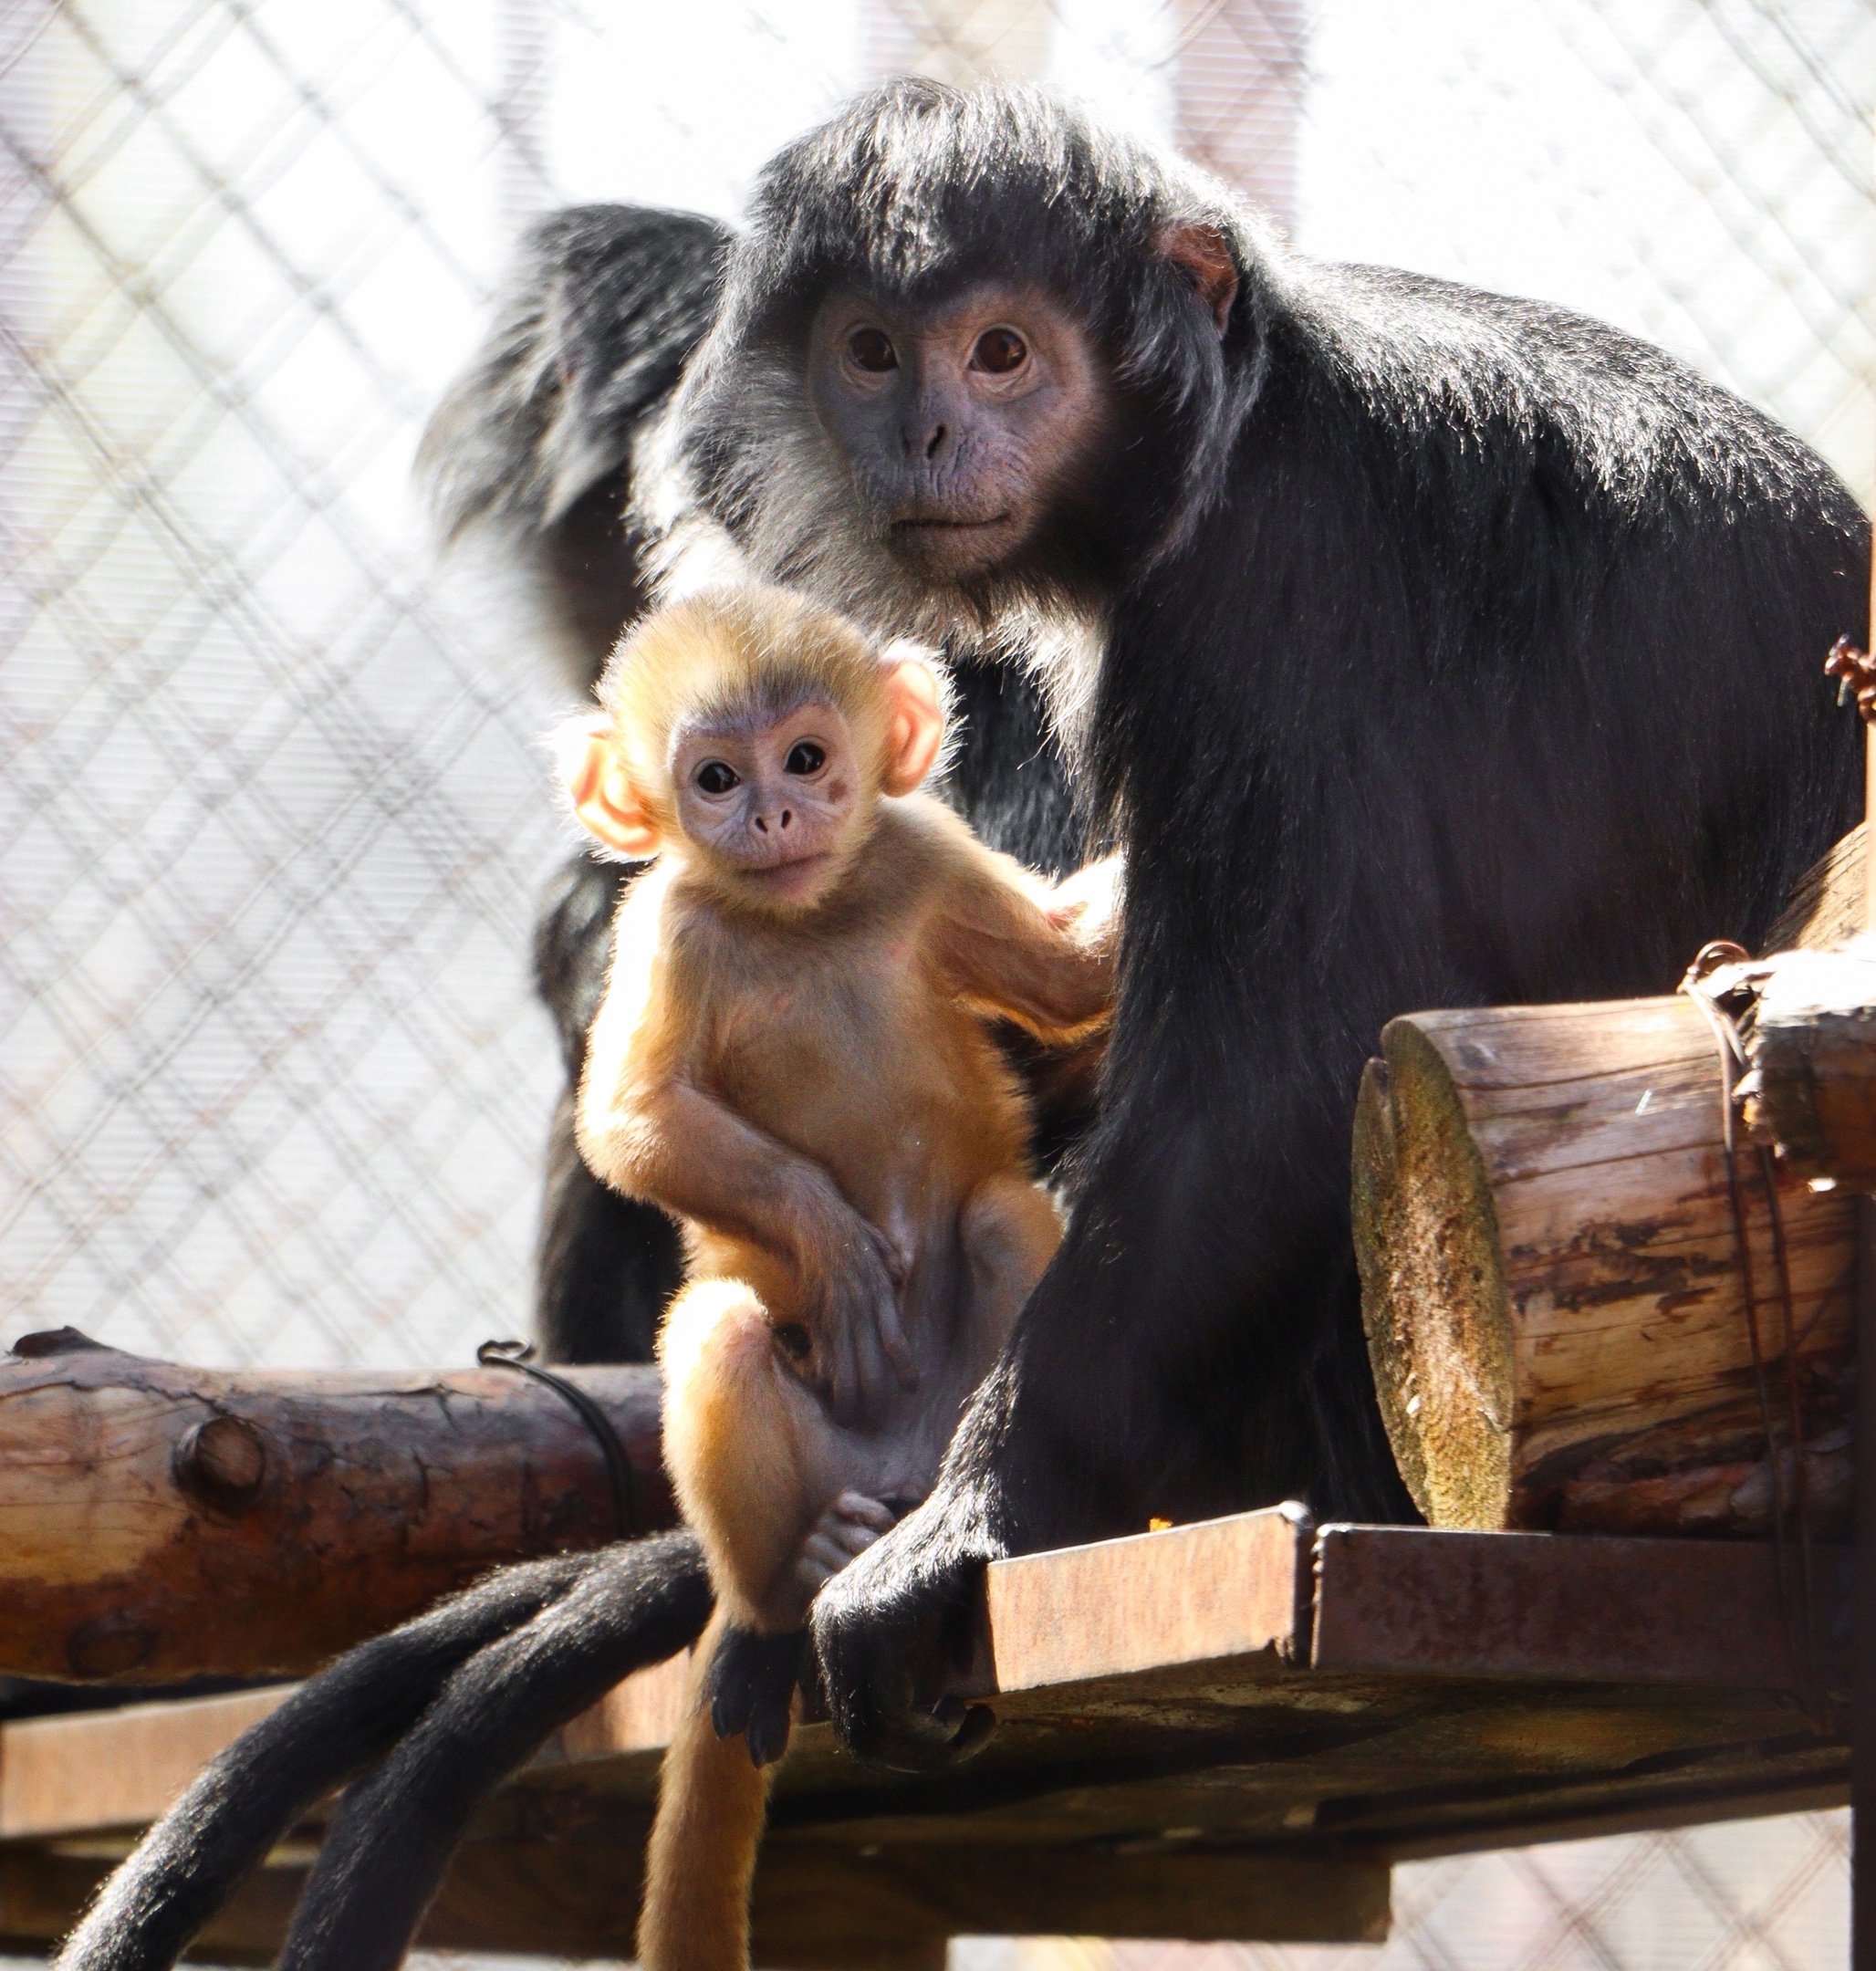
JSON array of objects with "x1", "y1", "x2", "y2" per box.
[
  {"x1": 778, "y1": 809, "x2": 792, "y2": 829},
  {"x1": 923, "y1": 423, "x2": 946, "y2": 461},
  {"x1": 754, "y1": 816, "x2": 767, "y2": 833}
]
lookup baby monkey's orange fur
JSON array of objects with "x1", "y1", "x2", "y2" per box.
[{"x1": 560, "y1": 588, "x2": 1116, "y2": 1971}]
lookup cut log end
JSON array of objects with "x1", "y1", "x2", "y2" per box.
[
  {"x1": 1352, "y1": 996, "x2": 1856, "y2": 1537},
  {"x1": 1352, "y1": 1028, "x2": 1514, "y2": 1530}
]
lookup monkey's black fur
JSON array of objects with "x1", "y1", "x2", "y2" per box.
[
  {"x1": 53, "y1": 1535, "x2": 705, "y2": 1971},
  {"x1": 530, "y1": 856, "x2": 683, "y2": 1362},
  {"x1": 419, "y1": 203, "x2": 734, "y2": 1368},
  {"x1": 419, "y1": 203, "x2": 731, "y2": 694},
  {"x1": 272, "y1": 1537, "x2": 711, "y2": 1971}
]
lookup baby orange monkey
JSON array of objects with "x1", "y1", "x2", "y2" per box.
[{"x1": 558, "y1": 586, "x2": 1117, "y2": 1971}]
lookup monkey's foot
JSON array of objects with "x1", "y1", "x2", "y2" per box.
[{"x1": 705, "y1": 1624, "x2": 810, "y2": 1768}]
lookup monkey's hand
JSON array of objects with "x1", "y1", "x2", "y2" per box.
[
  {"x1": 791, "y1": 1195, "x2": 917, "y2": 1424},
  {"x1": 795, "y1": 1491, "x2": 898, "y2": 1606}
]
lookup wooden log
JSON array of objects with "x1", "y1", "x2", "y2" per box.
[
  {"x1": 0, "y1": 1328, "x2": 672, "y2": 1683},
  {"x1": 1745, "y1": 940, "x2": 1876, "y2": 1188},
  {"x1": 1351, "y1": 996, "x2": 1857, "y2": 1532},
  {"x1": 1764, "y1": 822, "x2": 1867, "y2": 954}
]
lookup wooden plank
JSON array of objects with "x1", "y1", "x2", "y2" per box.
[
  {"x1": 552, "y1": 1650, "x2": 691, "y2": 1761},
  {"x1": 979, "y1": 1506, "x2": 1312, "y2": 1693},
  {"x1": 546, "y1": 1506, "x2": 1314, "y2": 1766},
  {"x1": 1311, "y1": 1525, "x2": 1850, "y2": 1692},
  {"x1": 0, "y1": 1515, "x2": 1850, "y2": 1962},
  {"x1": 424, "y1": 1838, "x2": 1388, "y2": 1954},
  {"x1": 0, "y1": 1688, "x2": 293, "y2": 1839}
]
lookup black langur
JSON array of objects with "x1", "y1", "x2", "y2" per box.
[
  {"x1": 421, "y1": 203, "x2": 1090, "y2": 1369},
  {"x1": 651, "y1": 81, "x2": 1867, "y2": 1762},
  {"x1": 559, "y1": 587, "x2": 1113, "y2": 1967}
]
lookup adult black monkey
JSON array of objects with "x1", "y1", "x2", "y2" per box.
[
  {"x1": 422, "y1": 199, "x2": 1089, "y2": 1363},
  {"x1": 642, "y1": 81, "x2": 1866, "y2": 1763}
]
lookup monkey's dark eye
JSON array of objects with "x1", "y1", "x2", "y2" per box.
[
  {"x1": 973, "y1": 328, "x2": 1027, "y2": 374},
  {"x1": 847, "y1": 328, "x2": 897, "y2": 372},
  {"x1": 784, "y1": 741, "x2": 826, "y2": 776},
  {"x1": 694, "y1": 760, "x2": 740, "y2": 795},
  {"x1": 773, "y1": 1323, "x2": 812, "y2": 1361}
]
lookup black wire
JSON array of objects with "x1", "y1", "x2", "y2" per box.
[{"x1": 476, "y1": 1338, "x2": 641, "y2": 1537}]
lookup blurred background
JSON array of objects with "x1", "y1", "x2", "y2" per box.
[{"x1": 0, "y1": 0, "x2": 1868, "y2": 1964}]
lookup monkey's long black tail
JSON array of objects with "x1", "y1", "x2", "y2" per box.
[
  {"x1": 276, "y1": 1530, "x2": 713, "y2": 1971},
  {"x1": 53, "y1": 1533, "x2": 703, "y2": 1971}
]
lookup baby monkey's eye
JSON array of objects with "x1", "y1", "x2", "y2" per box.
[
  {"x1": 973, "y1": 327, "x2": 1027, "y2": 374},
  {"x1": 847, "y1": 327, "x2": 896, "y2": 372},
  {"x1": 694, "y1": 760, "x2": 740, "y2": 795},
  {"x1": 785, "y1": 741, "x2": 827, "y2": 776}
]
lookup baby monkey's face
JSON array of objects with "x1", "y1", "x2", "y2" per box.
[{"x1": 671, "y1": 700, "x2": 867, "y2": 909}]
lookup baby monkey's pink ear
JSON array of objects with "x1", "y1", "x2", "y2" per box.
[
  {"x1": 555, "y1": 714, "x2": 662, "y2": 859},
  {"x1": 880, "y1": 658, "x2": 945, "y2": 797}
]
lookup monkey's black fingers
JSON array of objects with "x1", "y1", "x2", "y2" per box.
[
  {"x1": 815, "y1": 1631, "x2": 986, "y2": 1771},
  {"x1": 52, "y1": 1547, "x2": 614, "y2": 1971},
  {"x1": 707, "y1": 1625, "x2": 809, "y2": 1768},
  {"x1": 277, "y1": 1529, "x2": 711, "y2": 1971}
]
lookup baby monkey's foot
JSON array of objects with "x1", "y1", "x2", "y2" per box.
[
  {"x1": 707, "y1": 1625, "x2": 810, "y2": 1768},
  {"x1": 796, "y1": 1491, "x2": 898, "y2": 1603}
]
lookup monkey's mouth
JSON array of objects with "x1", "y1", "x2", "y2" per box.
[
  {"x1": 739, "y1": 850, "x2": 834, "y2": 890},
  {"x1": 890, "y1": 512, "x2": 1017, "y2": 573},
  {"x1": 892, "y1": 513, "x2": 1010, "y2": 533}
]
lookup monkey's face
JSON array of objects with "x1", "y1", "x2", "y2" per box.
[
  {"x1": 808, "y1": 283, "x2": 1114, "y2": 586},
  {"x1": 671, "y1": 700, "x2": 868, "y2": 911}
]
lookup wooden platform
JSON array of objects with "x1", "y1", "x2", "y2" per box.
[{"x1": 0, "y1": 1509, "x2": 1850, "y2": 1966}]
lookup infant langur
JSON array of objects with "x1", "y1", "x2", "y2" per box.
[{"x1": 558, "y1": 587, "x2": 1117, "y2": 1971}]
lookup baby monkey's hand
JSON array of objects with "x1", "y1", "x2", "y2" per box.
[
  {"x1": 790, "y1": 1194, "x2": 918, "y2": 1424},
  {"x1": 795, "y1": 1491, "x2": 899, "y2": 1604}
]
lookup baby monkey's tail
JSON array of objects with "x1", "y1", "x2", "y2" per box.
[{"x1": 638, "y1": 1612, "x2": 808, "y2": 1971}]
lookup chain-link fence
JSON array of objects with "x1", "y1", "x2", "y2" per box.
[{"x1": 1, "y1": 1, "x2": 1868, "y2": 1965}]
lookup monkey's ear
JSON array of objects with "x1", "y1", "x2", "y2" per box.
[
  {"x1": 554, "y1": 714, "x2": 662, "y2": 859},
  {"x1": 1156, "y1": 222, "x2": 1239, "y2": 338},
  {"x1": 879, "y1": 659, "x2": 946, "y2": 797}
]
